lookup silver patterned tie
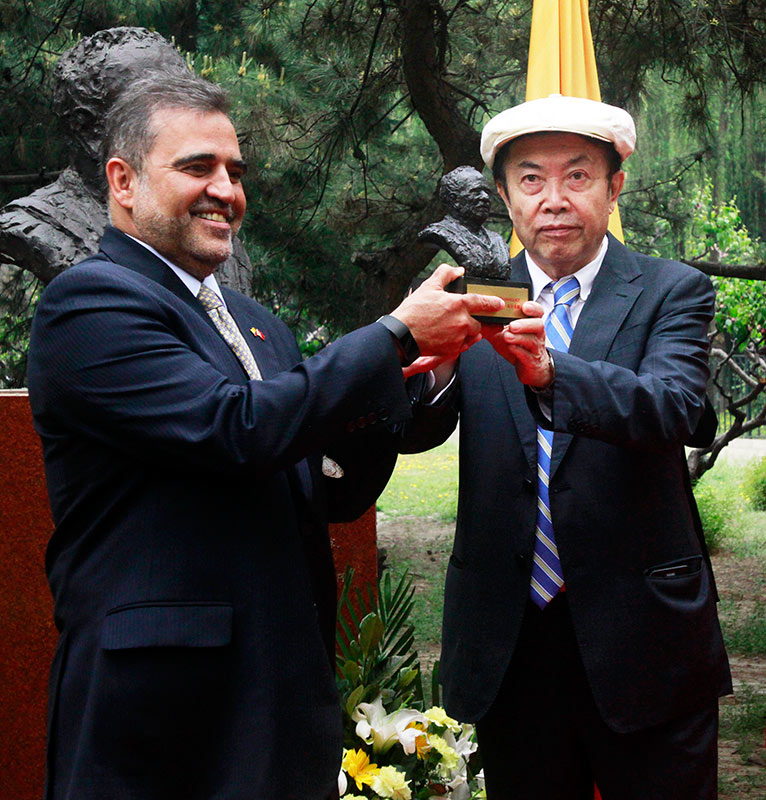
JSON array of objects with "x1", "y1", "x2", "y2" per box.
[
  {"x1": 197, "y1": 284, "x2": 262, "y2": 381},
  {"x1": 530, "y1": 276, "x2": 580, "y2": 609}
]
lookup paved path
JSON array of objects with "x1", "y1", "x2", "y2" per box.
[{"x1": 716, "y1": 437, "x2": 766, "y2": 465}]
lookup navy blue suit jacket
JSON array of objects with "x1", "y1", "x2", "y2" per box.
[
  {"x1": 403, "y1": 236, "x2": 732, "y2": 731},
  {"x1": 27, "y1": 227, "x2": 411, "y2": 799}
]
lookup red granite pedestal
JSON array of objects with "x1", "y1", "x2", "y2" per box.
[
  {"x1": 0, "y1": 390, "x2": 56, "y2": 800},
  {"x1": 0, "y1": 390, "x2": 379, "y2": 800}
]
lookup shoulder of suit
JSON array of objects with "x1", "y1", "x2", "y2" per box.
[{"x1": 606, "y1": 237, "x2": 713, "y2": 288}]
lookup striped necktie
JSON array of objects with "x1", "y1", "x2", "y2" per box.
[
  {"x1": 197, "y1": 284, "x2": 262, "y2": 381},
  {"x1": 530, "y1": 276, "x2": 580, "y2": 609}
]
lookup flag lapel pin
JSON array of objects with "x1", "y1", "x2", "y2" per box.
[{"x1": 250, "y1": 327, "x2": 266, "y2": 341}]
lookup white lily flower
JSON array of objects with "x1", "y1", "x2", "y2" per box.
[
  {"x1": 352, "y1": 695, "x2": 427, "y2": 754},
  {"x1": 338, "y1": 767, "x2": 348, "y2": 796}
]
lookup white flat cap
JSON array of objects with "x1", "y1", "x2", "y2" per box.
[{"x1": 480, "y1": 94, "x2": 636, "y2": 168}]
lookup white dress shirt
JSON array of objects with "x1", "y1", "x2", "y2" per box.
[
  {"x1": 525, "y1": 235, "x2": 608, "y2": 329},
  {"x1": 124, "y1": 233, "x2": 227, "y2": 307}
]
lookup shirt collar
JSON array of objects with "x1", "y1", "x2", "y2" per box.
[
  {"x1": 124, "y1": 233, "x2": 225, "y2": 306},
  {"x1": 525, "y1": 235, "x2": 609, "y2": 303}
]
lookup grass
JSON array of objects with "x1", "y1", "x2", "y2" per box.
[
  {"x1": 377, "y1": 440, "x2": 458, "y2": 521},
  {"x1": 719, "y1": 684, "x2": 766, "y2": 797},
  {"x1": 381, "y1": 530, "x2": 451, "y2": 651}
]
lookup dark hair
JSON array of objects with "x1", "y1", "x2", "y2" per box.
[
  {"x1": 103, "y1": 68, "x2": 231, "y2": 176},
  {"x1": 492, "y1": 133, "x2": 623, "y2": 191}
]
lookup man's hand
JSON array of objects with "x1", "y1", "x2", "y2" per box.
[
  {"x1": 483, "y1": 300, "x2": 554, "y2": 388},
  {"x1": 391, "y1": 264, "x2": 505, "y2": 364}
]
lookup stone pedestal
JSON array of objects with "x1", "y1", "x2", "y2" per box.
[{"x1": 0, "y1": 390, "x2": 56, "y2": 800}]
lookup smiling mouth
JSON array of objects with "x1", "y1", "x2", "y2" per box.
[{"x1": 194, "y1": 211, "x2": 231, "y2": 224}]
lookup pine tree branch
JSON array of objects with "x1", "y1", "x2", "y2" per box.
[{"x1": 683, "y1": 259, "x2": 766, "y2": 281}]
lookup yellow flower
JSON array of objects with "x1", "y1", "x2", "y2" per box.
[
  {"x1": 405, "y1": 720, "x2": 431, "y2": 759},
  {"x1": 370, "y1": 765, "x2": 412, "y2": 799},
  {"x1": 424, "y1": 706, "x2": 460, "y2": 732},
  {"x1": 429, "y1": 734, "x2": 459, "y2": 775},
  {"x1": 341, "y1": 748, "x2": 379, "y2": 789}
]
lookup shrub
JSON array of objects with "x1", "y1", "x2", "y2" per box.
[
  {"x1": 743, "y1": 457, "x2": 766, "y2": 512},
  {"x1": 694, "y1": 478, "x2": 740, "y2": 552}
]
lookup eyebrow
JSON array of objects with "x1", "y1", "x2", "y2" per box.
[
  {"x1": 514, "y1": 154, "x2": 592, "y2": 170},
  {"x1": 172, "y1": 153, "x2": 248, "y2": 174}
]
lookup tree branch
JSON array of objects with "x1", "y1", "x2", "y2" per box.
[{"x1": 683, "y1": 259, "x2": 766, "y2": 281}]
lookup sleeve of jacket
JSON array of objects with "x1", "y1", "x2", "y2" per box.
[
  {"x1": 529, "y1": 264, "x2": 715, "y2": 452},
  {"x1": 27, "y1": 263, "x2": 413, "y2": 479}
]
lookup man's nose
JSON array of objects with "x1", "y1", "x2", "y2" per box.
[
  {"x1": 206, "y1": 166, "x2": 237, "y2": 204},
  {"x1": 540, "y1": 179, "x2": 570, "y2": 213}
]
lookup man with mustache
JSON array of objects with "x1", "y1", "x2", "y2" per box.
[
  {"x1": 26, "y1": 69, "x2": 503, "y2": 800},
  {"x1": 402, "y1": 94, "x2": 730, "y2": 798}
]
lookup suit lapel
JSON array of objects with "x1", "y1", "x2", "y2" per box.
[
  {"x1": 222, "y1": 290, "x2": 285, "y2": 380},
  {"x1": 548, "y1": 235, "x2": 643, "y2": 477},
  {"x1": 99, "y1": 226, "x2": 213, "y2": 328},
  {"x1": 568, "y1": 235, "x2": 643, "y2": 363},
  {"x1": 99, "y1": 227, "x2": 282, "y2": 382},
  {"x1": 495, "y1": 254, "x2": 539, "y2": 472}
]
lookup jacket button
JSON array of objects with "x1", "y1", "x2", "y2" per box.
[
  {"x1": 523, "y1": 477, "x2": 535, "y2": 492},
  {"x1": 516, "y1": 553, "x2": 528, "y2": 567},
  {"x1": 346, "y1": 421, "x2": 356, "y2": 433},
  {"x1": 367, "y1": 412, "x2": 378, "y2": 425}
]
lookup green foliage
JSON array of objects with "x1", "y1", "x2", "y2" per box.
[
  {"x1": 1, "y1": 0, "x2": 766, "y2": 367},
  {"x1": 336, "y1": 566, "x2": 425, "y2": 726},
  {"x1": 723, "y1": 600, "x2": 766, "y2": 656},
  {"x1": 719, "y1": 684, "x2": 766, "y2": 774},
  {"x1": 743, "y1": 457, "x2": 766, "y2": 512},
  {"x1": 713, "y1": 276, "x2": 766, "y2": 353},
  {"x1": 0, "y1": 269, "x2": 40, "y2": 388},
  {"x1": 335, "y1": 567, "x2": 482, "y2": 799},
  {"x1": 693, "y1": 465, "x2": 743, "y2": 552},
  {"x1": 685, "y1": 182, "x2": 759, "y2": 263}
]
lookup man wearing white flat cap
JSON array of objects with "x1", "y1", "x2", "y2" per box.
[{"x1": 402, "y1": 94, "x2": 731, "y2": 798}]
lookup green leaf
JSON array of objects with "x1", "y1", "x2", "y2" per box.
[
  {"x1": 359, "y1": 612, "x2": 385, "y2": 655},
  {"x1": 341, "y1": 659, "x2": 361, "y2": 684},
  {"x1": 345, "y1": 684, "x2": 365, "y2": 717},
  {"x1": 398, "y1": 667, "x2": 419, "y2": 689}
]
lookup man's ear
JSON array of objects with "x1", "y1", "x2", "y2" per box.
[
  {"x1": 105, "y1": 157, "x2": 138, "y2": 211},
  {"x1": 607, "y1": 170, "x2": 626, "y2": 214}
]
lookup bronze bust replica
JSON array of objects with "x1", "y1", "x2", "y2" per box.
[
  {"x1": 418, "y1": 165, "x2": 510, "y2": 279},
  {"x1": 0, "y1": 27, "x2": 253, "y2": 295}
]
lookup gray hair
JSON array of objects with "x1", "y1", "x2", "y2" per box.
[{"x1": 103, "y1": 68, "x2": 231, "y2": 177}]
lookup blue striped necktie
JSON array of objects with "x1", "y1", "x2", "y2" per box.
[{"x1": 530, "y1": 276, "x2": 580, "y2": 609}]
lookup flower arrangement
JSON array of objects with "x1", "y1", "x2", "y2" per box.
[{"x1": 336, "y1": 569, "x2": 484, "y2": 800}]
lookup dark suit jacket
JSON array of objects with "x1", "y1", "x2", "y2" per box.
[
  {"x1": 403, "y1": 235, "x2": 731, "y2": 732},
  {"x1": 27, "y1": 227, "x2": 411, "y2": 800}
]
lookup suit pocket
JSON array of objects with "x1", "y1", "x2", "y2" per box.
[
  {"x1": 645, "y1": 555, "x2": 704, "y2": 605},
  {"x1": 102, "y1": 601, "x2": 233, "y2": 650}
]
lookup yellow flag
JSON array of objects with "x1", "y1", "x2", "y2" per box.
[{"x1": 509, "y1": 0, "x2": 623, "y2": 255}]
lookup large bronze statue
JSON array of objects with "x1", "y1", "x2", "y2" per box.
[{"x1": 0, "y1": 27, "x2": 253, "y2": 295}]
